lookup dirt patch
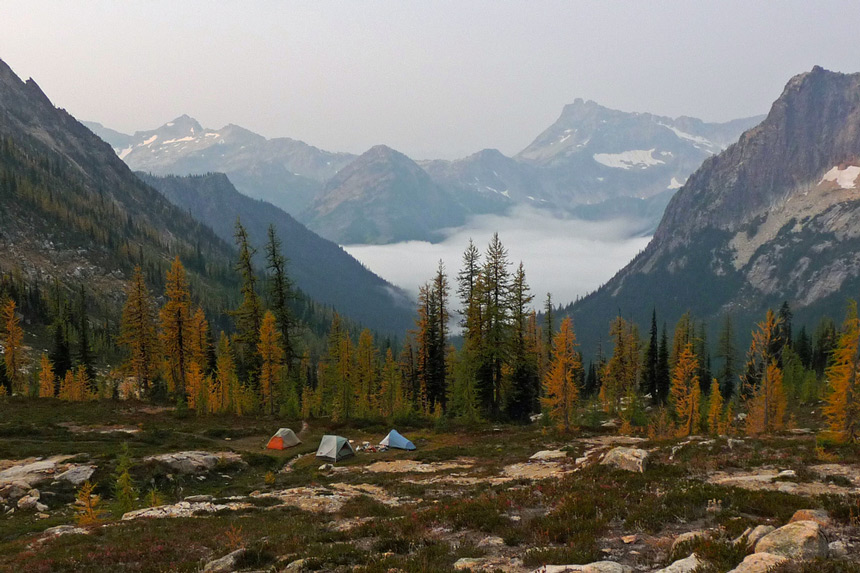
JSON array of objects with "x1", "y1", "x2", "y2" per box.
[{"x1": 59, "y1": 423, "x2": 140, "y2": 434}]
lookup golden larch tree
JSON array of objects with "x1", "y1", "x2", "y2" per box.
[
  {"x1": 38, "y1": 353, "x2": 55, "y2": 398},
  {"x1": 746, "y1": 360, "x2": 787, "y2": 435},
  {"x1": 118, "y1": 265, "x2": 160, "y2": 394},
  {"x1": 2, "y1": 299, "x2": 25, "y2": 394},
  {"x1": 59, "y1": 370, "x2": 75, "y2": 401},
  {"x1": 823, "y1": 301, "x2": 860, "y2": 442},
  {"x1": 185, "y1": 360, "x2": 207, "y2": 412},
  {"x1": 189, "y1": 306, "x2": 210, "y2": 372},
  {"x1": 355, "y1": 329, "x2": 380, "y2": 418},
  {"x1": 212, "y1": 332, "x2": 236, "y2": 414},
  {"x1": 541, "y1": 317, "x2": 582, "y2": 432},
  {"x1": 671, "y1": 343, "x2": 701, "y2": 437},
  {"x1": 707, "y1": 378, "x2": 724, "y2": 435},
  {"x1": 159, "y1": 257, "x2": 192, "y2": 398},
  {"x1": 258, "y1": 311, "x2": 283, "y2": 414}
]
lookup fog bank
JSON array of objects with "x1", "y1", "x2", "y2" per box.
[{"x1": 344, "y1": 207, "x2": 652, "y2": 309}]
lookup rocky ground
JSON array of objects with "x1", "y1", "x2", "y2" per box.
[{"x1": 0, "y1": 399, "x2": 857, "y2": 572}]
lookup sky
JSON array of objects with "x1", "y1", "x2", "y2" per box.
[
  {"x1": 2, "y1": 1, "x2": 859, "y2": 160},
  {"x1": 344, "y1": 207, "x2": 651, "y2": 307}
]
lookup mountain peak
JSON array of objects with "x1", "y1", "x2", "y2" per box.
[{"x1": 161, "y1": 114, "x2": 203, "y2": 133}]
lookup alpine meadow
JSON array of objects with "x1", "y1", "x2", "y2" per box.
[{"x1": 1, "y1": 4, "x2": 860, "y2": 573}]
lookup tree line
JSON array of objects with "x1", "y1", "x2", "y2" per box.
[{"x1": 1, "y1": 230, "x2": 859, "y2": 443}]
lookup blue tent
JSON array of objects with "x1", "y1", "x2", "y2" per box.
[{"x1": 380, "y1": 429, "x2": 416, "y2": 450}]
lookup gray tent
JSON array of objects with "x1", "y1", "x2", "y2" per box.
[
  {"x1": 267, "y1": 428, "x2": 301, "y2": 450},
  {"x1": 316, "y1": 435, "x2": 355, "y2": 462}
]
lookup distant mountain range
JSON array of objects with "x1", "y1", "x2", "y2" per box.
[
  {"x1": 87, "y1": 102, "x2": 762, "y2": 245},
  {"x1": 567, "y1": 66, "x2": 860, "y2": 352}
]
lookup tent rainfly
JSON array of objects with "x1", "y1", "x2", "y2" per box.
[
  {"x1": 316, "y1": 435, "x2": 355, "y2": 462},
  {"x1": 380, "y1": 429, "x2": 416, "y2": 450},
  {"x1": 266, "y1": 428, "x2": 302, "y2": 450}
]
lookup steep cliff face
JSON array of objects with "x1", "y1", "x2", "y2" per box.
[{"x1": 568, "y1": 67, "x2": 860, "y2": 347}]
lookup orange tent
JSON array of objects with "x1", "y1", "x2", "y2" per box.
[{"x1": 266, "y1": 428, "x2": 301, "y2": 450}]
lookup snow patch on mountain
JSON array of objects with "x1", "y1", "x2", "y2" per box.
[
  {"x1": 668, "y1": 177, "x2": 685, "y2": 190},
  {"x1": 820, "y1": 165, "x2": 860, "y2": 189},
  {"x1": 658, "y1": 122, "x2": 717, "y2": 150},
  {"x1": 593, "y1": 149, "x2": 666, "y2": 170}
]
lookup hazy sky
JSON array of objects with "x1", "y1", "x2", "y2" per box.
[{"x1": 2, "y1": 1, "x2": 858, "y2": 159}]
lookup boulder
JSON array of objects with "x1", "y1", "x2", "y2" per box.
[
  {"x1": 17, "y1": 494, "x2": 39, "y2": 510},
  {"x1": 727, "y1": 553, "x2": 787, "y2": 573},
  {"x1": 654, "y1": 554, "x2": 701, "y2": 573},
  {"x1": 56, "y1": 465, "x2": 96, "y2": 486},
  {"x1": 828, "y1": 540, "x2": 848, "y2": 557},
  {"x1": 599, "y1": 447, "x2": 649, "y2": 473},
  {"x1": 671, "y1": 530, "x2": 711, "y2": 554},
  {"x1": 735, "y1": 525, "x2": 775, "y2": 548},
  {"x1": 755, "y1": 521, "x2": 828, "y2": 559},
  {"x1": 282, "y1": 558, "x2": 307, "y2": 572},
  {"x1": 202, "y1": 548, "x2": 245, "y2": 573},
  {"x1": 530, "y1": 562, "x2": 632, "y2": 573},
  {"x1": 788, "y1": 509, "x2": 831, "y2": 528},
  {"x1": 477, "y1": 535, "x2": 505, "y2": 547},
  {"x1": 184, "y1": 494, "x2": 214, "y2": 503}
]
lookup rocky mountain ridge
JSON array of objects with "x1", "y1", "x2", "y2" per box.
[{"x1": 568, "y1": 66, "x2": 860, "y2": 350}]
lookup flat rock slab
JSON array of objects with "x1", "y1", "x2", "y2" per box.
[
  {"x1": 144, "y1": 451, "x2": 244, "y2": 474},
  {"x1": 122, "y1": 500, "x2": 252, "y2": 520},
  {"x1": 503, "y1": 461, "x2": 572, "y2": 480},
  {"x1": 0, "y1": 455, "x2": 76, "y2": 486},
  {"x1": 251, "y1": 482, "x2": 408, "y2": 513},
  {"x1": 532, "y1": 561, "x2": 633, "y2": 573},
  {"x1": 363, "y1": 459, "x2": 475, "y2": 474},
  {"x1": 707, "y1": 469, "x2": 855, "y2": 496}
]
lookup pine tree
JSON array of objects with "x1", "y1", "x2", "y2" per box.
[
  {"x1": 258, "y1": 311, "x2": 284, "y2": 415},
  {"x1": 231, "y1": 219, "x2": 264, "y2": 383},
  {"x1": 671, "y1": 343, "x2": 701, "y2": 437},
  {"x1": 541, "y1": 317, "x2": 581, "y2": 432},
  {"x1": 482, "y1": 233, "x2": 510, "y2": 418},
  {"x1": 707, "y1": 378, "x2": 724, "y2": 435},
  {"x1": 507, "y1": 262, "x2": 538, "y2": 421},
  {"x1": 430, "y1": 261, "x2": 449, "y2": 410},
  {"x1": 823, "y1": 301, "x2": 860, "y2": 443},
  {"x1": 38, "y1": 353, "x2": 55, "y2": 398},
  {"x1": 812, "y1": 317, "x2": 838, "y2": 376},
  {"x1": 379, "y1": 348, "x2": 402, "y2": 419},
  {"x1": 544, "y1": 293, "x2": 554, "y2": 365},
  {"x1": 1, "y1": 299, "x2": 25, "y2": 394},
  {"x1": 642, "y1": 308, "x2": 659, "y2": 401},
  {"x1": 118, "y1": 266, "x2": 159, "y2": 394},
  {"x1": 159, "y1": 256, "x2": 192, "y2": 398},
  {"x1": 264, "y1": 224, "x2": 297, "y2": 367},
  {"x1": 50, "y1": 293, "x2": 72, "y2": 382},
  {"x1": 716, "y1": 313, "x2": 737, "y2": 399},
  {"x1": 75, "y1": 285, "x2": 95, "y2": 381}
]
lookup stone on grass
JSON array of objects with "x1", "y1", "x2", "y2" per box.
[
  {"x1": 727, "y1": 553, "x2": 787, "y2": 573},
  {"x1": 477, "y1": 535, "x2": 505, "y2": 547},
  {"x1": 530, "y1": 450, "x2": 567, "y2": 461},
  {"x1": 599, "y1": 447, "x2": 648, "y2": 473},
  {"x1": 654, "y1": 553, "x2": 701, "y2": 573},
  {"x1": 282, "y1": 558, "x2": 307, "y2": 572},
  {"x1": 789, "y1": 509, "x2": 831, "y2": 528},
  {"x1": 56, "y1": 465, "x2": 96, "y2": 486},
  {"x1": 530, "y1": 562, "x2": 632, "y2": 573},
  {"x1": 671, "y1": 530, "x2": 711, "y2": 554},
  {"x1": 184, "y1": 494, "x2": 214, "y2": 503},
  {"x1": 455, "y1": 557, "x2": 486, "y2": 570},
  {"x1": 43, "y1": 524, "x2": 89, "y2": 538},
  {"x1": 755, "y1": 521, "x2": 828, "y2": 559},
  {"x1": 17, "y1": 494, "x2": 39, "y2": 510},
  {"x1": 203, "y1": 548, "x2": 245, "y2": 573}
]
